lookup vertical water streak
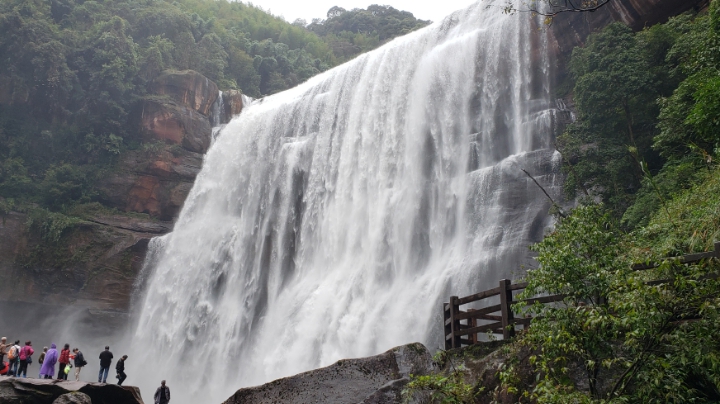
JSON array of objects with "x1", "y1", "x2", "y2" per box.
[{"x1": 130, "y1": 3, "x2": 562, "y2": 403}]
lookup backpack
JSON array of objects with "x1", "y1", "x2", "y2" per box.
[
  {"x1": 77, "y1": 352, "x2": 87, "y2": 367},
  {"x1": 8, "y1": 346, "x2": 19, "y2": 360}
]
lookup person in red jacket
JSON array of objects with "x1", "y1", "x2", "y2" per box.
[
  {"x1": 57, "y1": 344, "x2": 71, "y2": 380},
  {"x1": 17, "y1": 341, "x2": 34, "y2": 378}
]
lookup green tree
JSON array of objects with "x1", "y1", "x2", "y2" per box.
[
  {"x1": 139, "y1": 35, "x2": 175, "y2": 81},
  {"x1": 655, "y1": 5, "x2": 720, "y2": 161},
  {"x1": 513, "y1": 195, "x2": 720, "y2": 402},
  {"x1": 559, "y1": 20, "x2": 688, "y2": 219},
  {"x1": 307, "y1": 4, "x2": 429, "y2": 63}
]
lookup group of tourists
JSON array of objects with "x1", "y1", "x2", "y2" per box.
[
  {"x1": 0, "y1": 337, "x2": 170, "y2": 403},
  {"x1": 0, "y1": 338, "x2": 126, "y2": 384}
]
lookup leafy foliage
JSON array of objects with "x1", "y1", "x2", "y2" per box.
[
  {"x1": 403, "y1": 371, "x2": 478, "y2": 404},
  {"x1": 558, "y1": 21, "x2": 684, "y2": 217},
  {"x1": 558, "y1": 9, "x2": 720, "y2": 226},
  {"x1": 25, "y1": 207, "x2": 83, "y2": 244},
  {"x1": 508, "y1": 167, "x2": 720, "y2": 403}
]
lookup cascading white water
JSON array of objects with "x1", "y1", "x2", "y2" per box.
[{"x1": 130, "y1": 2, "x2": 563, "y2": 403}]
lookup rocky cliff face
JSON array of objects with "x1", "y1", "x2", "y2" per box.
[
  {"x1": 0, "y1": 70, "x2": 244, "y2": 328},
  {"x1": 0, "y1": 209, "x2": 169, "y2": 310},
  {"x1": 97, "y1": 70, "x2": 221, "y2": 220}
]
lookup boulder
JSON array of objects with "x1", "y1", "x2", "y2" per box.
[
  {"x1": 139, "y1": 99, "x2": 212, "y2": 154},
  {"x1": 0, "y1": 377, "x2": 144, "y2": 404},
  {"x1": 223, "y1": 343, "x2": 433, "y2": 404},
  {"x1": 52, "y1": 392, "x2": 91, "y2": 404},
  {"x1": 149, "y1": 70, "x2": 219, "y2": 116}
]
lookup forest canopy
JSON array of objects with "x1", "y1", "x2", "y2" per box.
[{"x1": 306, "y1": 5, "x2": 430, "y2": 63}]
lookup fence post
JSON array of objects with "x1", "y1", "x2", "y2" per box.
[
  {"x1": 449, "y1": 296, "x2": 461, "y2": 348},
  {"x1": 468, "y1": 308, "x2": 477, "y2": 344},
  {"x1": 714, "y1": 241, "x2": 720, "y2": 259},
  {"x1": 500, "y1": 279, "x2": 515, "y2": 339},
  {"x1": 443, "y1": 302, "x2": 452, "y2": 350}
]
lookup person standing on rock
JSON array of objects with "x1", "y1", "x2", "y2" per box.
[
  {"x1": 98, "y1": 346, "x2": 113, "y2": 383},
  {"x1": 39, "y1": 343, "x2": 58, "y2": 379},
  {"x1": 57, "y1": 343, "x2": 71, "y2": 380},
  {"x1": 0, "y1": 337, "x2": 7, "y2": 365},
  {"x1": 154, "y1": 380, "x2": 171, "y2": 404},
  {"x1": 17, "y1": 341, "x2": 34, "y2": 378},
  {"x1": 115, "y1": 355, "x2": 128, "y2": 385},
  {"x1": 73, "y1": 348, "x2": 87, "y2": 381},
  {"x1": 8, "y1": 340, "x2": 21, "y2": 376},
  {"x1": 37, "y1": 347, "x2": 47, "y2": 378}
]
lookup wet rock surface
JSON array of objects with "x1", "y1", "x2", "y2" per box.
[
  {"x1": 223, "y1": 343, "x2": 433, "y2": 404},
  {"x1": 0, "y1": 377, "x2": 144, "y2": 404},
  {"x1": 220, "y1": 90, "x2": 244, "y2": 123}
]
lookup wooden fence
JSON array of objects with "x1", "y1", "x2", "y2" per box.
[{"x1": 443, "y1": 241, "x2": 720, "y2": 349}]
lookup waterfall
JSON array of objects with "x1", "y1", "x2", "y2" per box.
[
  {"x1": 130, "y1": 2, "x2": 562, "y2": 403},
  {"x1": 210, "y1": 90, "x2": 225, "y2": 144}
]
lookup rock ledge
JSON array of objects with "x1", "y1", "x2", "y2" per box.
[
  {"x1": 0, "y1": 377, "x2": 144, "y2": 404},
  {"x1": 223, "y1": 343, "x2": 433, "y2": 404}
]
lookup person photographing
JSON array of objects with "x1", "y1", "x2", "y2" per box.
[{"x1": 73, "y1": 348, "x2": 87, "y2": 381}]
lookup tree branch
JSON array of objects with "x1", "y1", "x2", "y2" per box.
[
  {"x1": 521, "y1": 168, "x2": 567, "y2": 218},
  {"x1": 503, "y1": 0, "x2": 613, "y2": 17}
]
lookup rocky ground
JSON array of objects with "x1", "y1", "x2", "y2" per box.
[
  {"x1": 223, "y1": 343, "x2": 435, "y2": 404},
  {"x1": 221, "y1": 341, "x2": 537, "y2": 404},
  {"x1": 0, "y1": 377, "x2": 144, "y2": 404}
]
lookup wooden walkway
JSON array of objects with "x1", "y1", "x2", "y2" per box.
[{"x1": 443, "y1": 241, "x2": 720, "y2": 349}]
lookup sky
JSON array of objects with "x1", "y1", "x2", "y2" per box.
[{"x1": 246, "y1": 0, "x2": 480, "y2": 24}]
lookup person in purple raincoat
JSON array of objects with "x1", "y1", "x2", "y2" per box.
[{"x1": 39, "y1": 343, "x2": 58, "y2": 379}]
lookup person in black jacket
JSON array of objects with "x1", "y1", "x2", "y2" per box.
[
  {"x1": 98, "y1": 346, "x2": 113, "y2": 383},
  {"x1": 154, "y1": 380, "x2": 171, "y2": 404},
  {"x1": 115, "y1": 355, "x2": 128, "y2": 385},
  {"x1": 72, "y1": 348, "x2": 86, "y2": 381}
]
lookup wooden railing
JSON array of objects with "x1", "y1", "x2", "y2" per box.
[{"x1": 443, "y1": 241, "x2": 720, "y2": 349}]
